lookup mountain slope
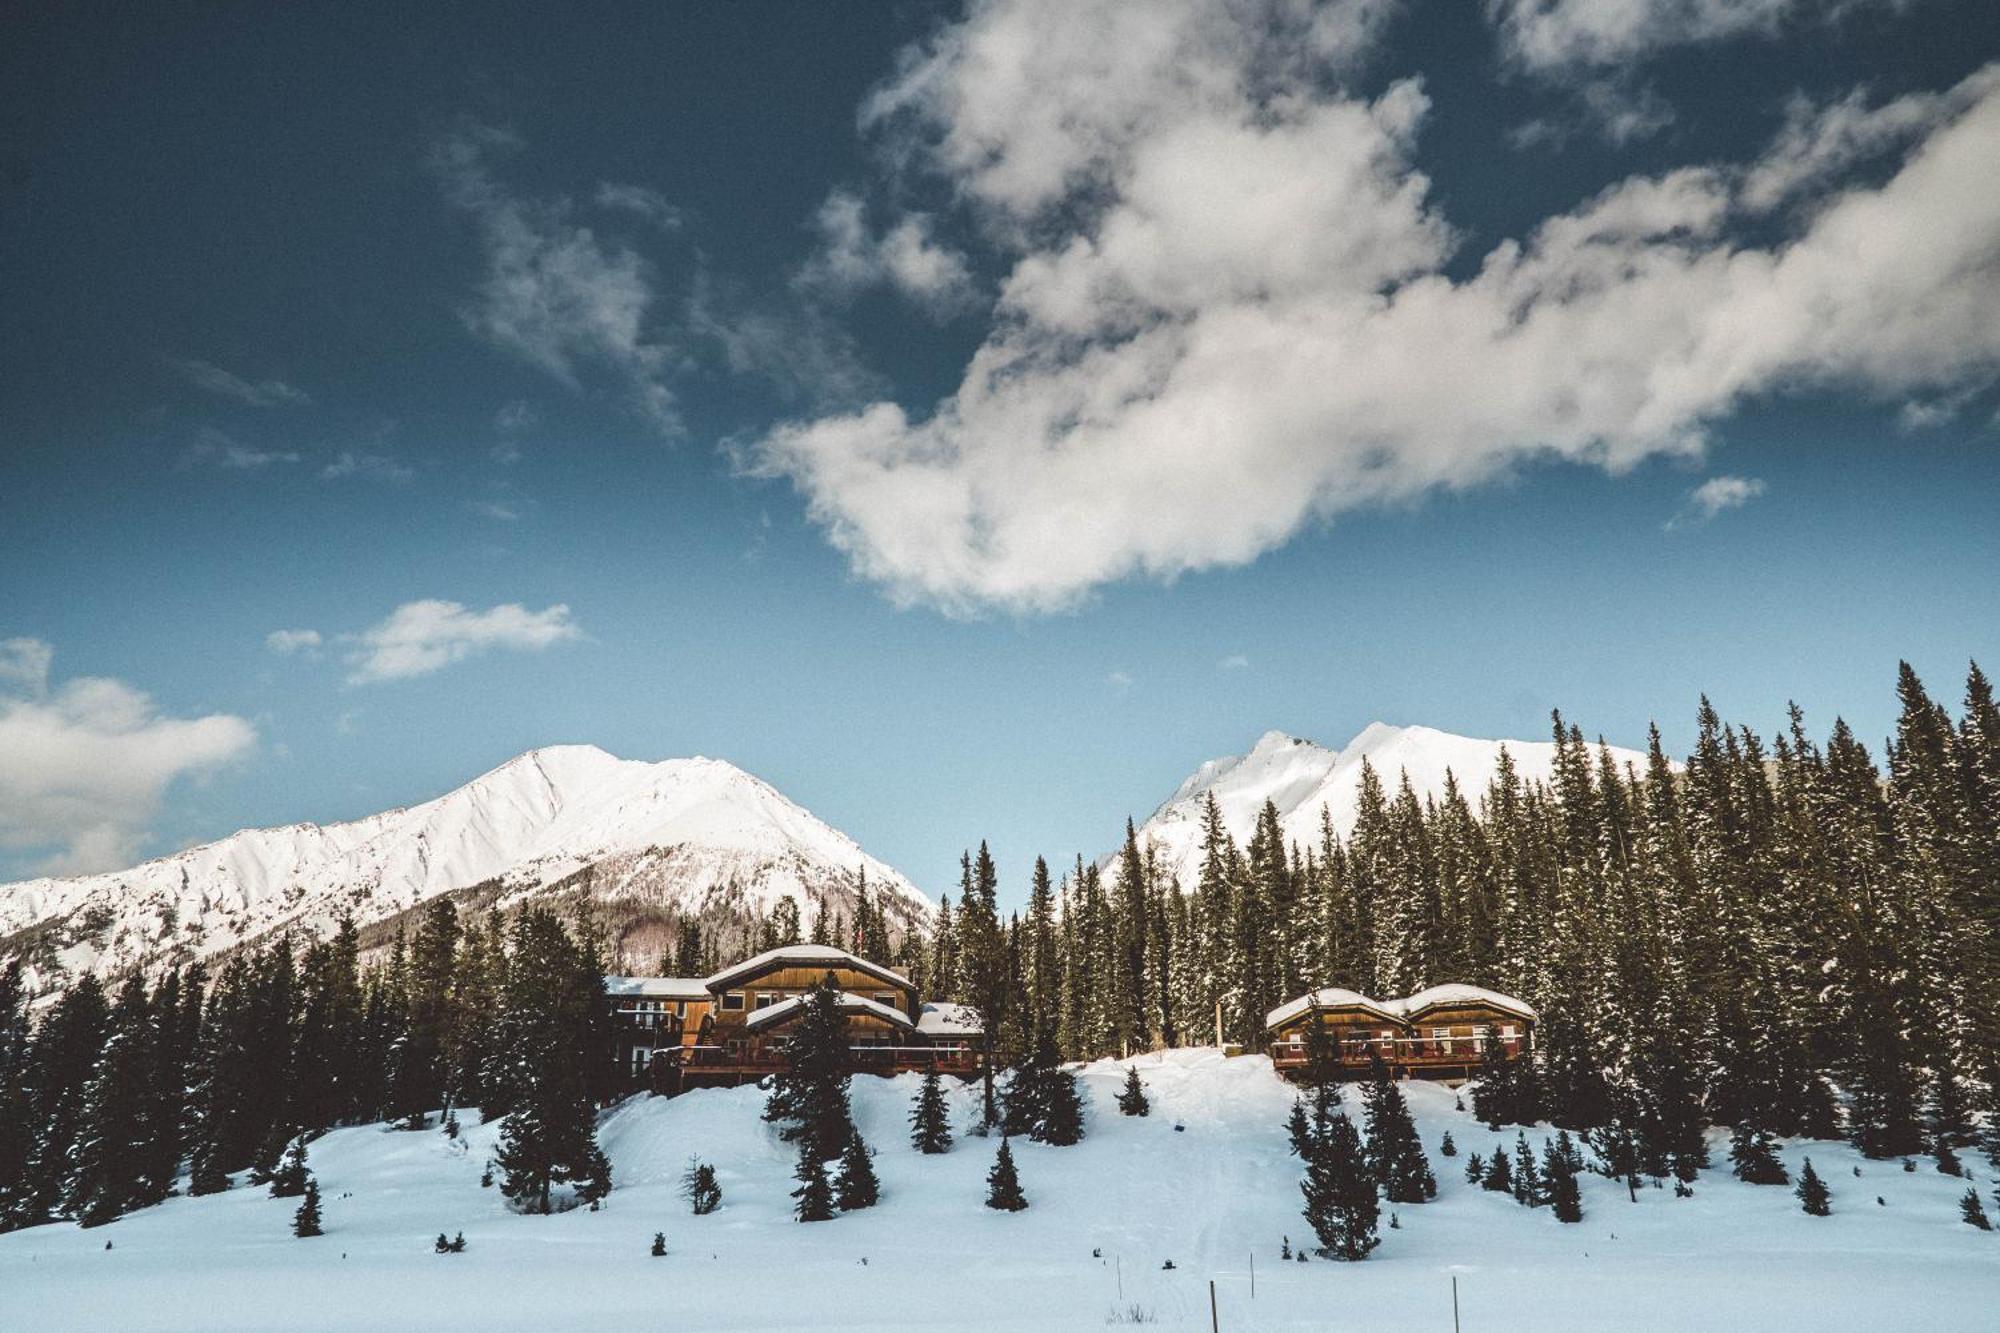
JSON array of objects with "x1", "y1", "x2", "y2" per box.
[
  {"x1": 1129, "y1": 723, "x2": 1651, "y2": 886},
  {"x1": 0, "y1": 744, "x2": 931, "y2": 994}
]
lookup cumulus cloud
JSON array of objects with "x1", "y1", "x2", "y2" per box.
[
  {"x1": 798, "y1": 189, "x2": 975, "y2": 315},
  {"x1": 0, "y1": 639, "x2": 256, "y2": 874},
  {"x1": 1485, "y1": 0, "x2": 1899, "y2": 73},
  {"x1": 264, "y1": 628, "x2": 323, "y2": 656},
  {"x1": 343, "y1": 599, "x2": 583, "y2": 685},
  {"x1": 747, "y1": 0, "x2": 2000, "y2": 613},
  {"x1": 163, "y1": 356, "x2": 310, "y2": 407},
  {"x1": 1670, "y1": 475, "x2": 1766, "y2": 527}
]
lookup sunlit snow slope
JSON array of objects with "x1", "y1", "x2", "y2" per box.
[{"x1": 0, "y1": 1051, "x2": 1988, "y2": 1332}]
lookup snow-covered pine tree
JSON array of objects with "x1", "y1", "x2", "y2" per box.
[
  {"x1": 269, "y1": 1134, "x2": 311, "y2": 1199},
  {"x1": 1361, "y1": 1053, "x2": 1435, "y2": 1203},
  {"x1": 985, "y1": 1137, "x2": 1027, "y2": 1211},
  {"x1": 793, "y1": 1141, "x2": 834, "y2": 1222},
  {"x1": 1512, "y1": 1130, "x2": 1542, "y2": 1207},
  {"x1": 1795, "y1": 1157, "x2": 1831, "y2": 1216},
  {"x1": 1300, "y1": 1104, "x2": 1378, "y2": 1261},
  {"x1": 911, "y1": 1067, "x2": 953, "y2": 1153},
  {"x1": 493, "y1": 909, "x2": 613, "y2": 1214},
  {"x1": 1287, "y1": 1097, "x2": 1314, "y2": 1159},
  {"x1": 292, "y1": 1178, "x2": 322, "y2": 1237},
  {"x1": 1544, "y1": 1138, "x2": 1583, "y2": 1223},
  {"x1": 1728, "y1": 1121, "x2": 1789, "y2": 1185},
  {"x1": 1440, "y1": 1130, "x2": 1457, "y2": 1157},
  {"x1": 9, "y1": 973, "x2": 110, "y2": 1226},
  {"x1": 1960, "y1": 1188, "x2": 1991, "y2": 1230},
  {"x1": 761, "y1": 975, "x2": 855, "y2": 1163},
  {"x1": 1116, "y1": 1065, "x2": 1150, "y2": 1117},
  {"x1": 834, "y1": 1128, "x2": 879, "y2": 1211},
  {"x1": 1482, "y1": 1146, "x2": 1513, "y2": 1193},
  {"x1": 66, "y1": 975, "x2": 159, "y2": 1227}
]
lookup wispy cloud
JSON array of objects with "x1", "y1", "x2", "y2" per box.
[
  {"x1": 322, "y1": 451, "x2": 414, "y2": 483},
  {"x1": 1106, "y1": 670, "x2": 1134, "y2": 689},
  {"x1": 343, "y1": 598, "x2": 583, "y2": 685},
  {"x1": 468, "y1": 499, "x2": 520, "y2": 522},
  {"x1": 1219, "y1": 654, "x2": 1251, "y2": 670},
  {"x1": 1669, "y1": 475, "x2": 1767, "y2": 529},
  {"x1": 163, "y1": 355, "x2": 309, "y2": 408},
  {"x1": 0, "y1": 639, "x2": 257, "y2": 873},
  {"x1": 264, "y1": 628, "x2": 323, "y2": 657},
  {"x1": 595, "y1": 182, "x2": 686, "y2": 230},
  {"x1": 179, "y1": 426, "x2": 300, "y2": 471},
  {"x1": 797, "y1": 189, "x2": 975, "y2": 317}
]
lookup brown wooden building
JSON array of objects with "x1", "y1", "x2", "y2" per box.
[
  {"x1": 607, "y1": 944, "x2": 981, "y2": 1092},
  {"x1": 1265, "y1": 983, "x2": 1536, "y2": 1083}
]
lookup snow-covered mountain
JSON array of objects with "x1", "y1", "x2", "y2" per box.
[
  {"x1": 0, "y1": 745, "x2": 931, "y2": 995},
  {"x1": 1127, "y1": 723, "x2": 1651, "y2": 887}
]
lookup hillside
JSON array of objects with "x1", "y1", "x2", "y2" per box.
[
  {"x1": 0, "y1": 745, "x2": 931, "y2": 994},
  {"x1": 0, "y1": 1050, "x2": 1986, "y2": 1331},
  {"x1": 1128, "y1": 724, "x2": 1651, "y2": 887}
]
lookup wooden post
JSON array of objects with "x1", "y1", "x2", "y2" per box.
[
  {"x1": 1249, "y1": 1250, "x2": 1255, "y2": 1299},
  {"x1": 1452, "y1": 1275, "x2": 1461, "y2": 1333},
  {"x1": 1116, "y1": 1254, "x2": 1122, "y2": 1301},
  {"x1": 1215, "y1": 998, "x2": 1223, "y2": 1049},
  {"x1": 1210, "y1": 1279, "x2": 1219, "y2": 1332}
]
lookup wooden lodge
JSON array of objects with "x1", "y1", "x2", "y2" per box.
[
  {"x1": 1265, "y1": 983, "x2": 1536, "y2": 1083},
  {"x1": 606, "y1": 944, "x2": 982, "y2": 1093}
]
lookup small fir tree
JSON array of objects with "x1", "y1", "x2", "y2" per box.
[
  {"x1": 681, "y1": 1160, "x2": 721, "y2": 1215},
  {"x1": 910, "y1": 1067, "x2": 954, "y2": 1154},
  {"x1": 1440, "y1": 1130, "x2": 1457, "y2": 1157},
  {"x1": 1795, "y1": 1157, "x2": 1831, "y2": 1216},
  {"x1": 1482, "y1": 1147, "x2": 1513, "y2": 1194},
  {"x1": 1116, "y1": 1065, "x2": 1150, "y2": 1117},
  {"x1": 1464, "y1": 1151, "x2": 1485, "y2": 1184},
  {"x1": 1286, "y1": 1098, "x2": 1314, "y2": 1159},
  {"x1": 1300, "y1": 1106, "x2": 1378, "y2": 1261},
  {"x1": 650, "y1": 1231, "x2": 667, "y2": 1256},
  {"x1": 1933, "y1": 1138, "x2": 1964, "y2": 1178},
  {"x1": 985, "y1": 1138, "x2": 1028, "y2": 1211},
  {"x1": 269, "y1": 1135, "x2": 311, "y2": 1199},
  {"x1": 291, "y1": 1179, "x2": 322, "y2": 1238},
  {"x1": 1729, "y1": 1122, "x2": 1789, "y2": 1185},
  {"x1": 1362, "y1": 1054, "x2": 1436, "y2": 1204},
  {"x1": 1545, "y1": 1141, "x2": 1583, "y2": 1223},
  {"x1": 792, "y1": 1143, "x2": 834, "y2": 1223},
  {"x1": 1959, "y1": 1188, "x2": 1990, "y2": 1230},
  {"x1": 835, "y1": 1129, "x2": 880, "y2": 1211},
  {"x1": 1512, "y1": 1131, "x2": 1542, "y2": 1207}
]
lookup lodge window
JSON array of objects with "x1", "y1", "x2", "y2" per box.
[
  {"x1": 874, "y1": 992, "x2": 897, "y2": 1008},
  {"x1": 1431, "y1": 1027, "x2": 1450, "y2": 1041},
  {"x1": 1501, "y1": 1025, "x2": 1519, "y2": 1039},
  {"x1": 754, "y1": 992, "x2": 777, "y2": 1009},
  {"x1": 1472, "y1": 1024, "x2": 1492, "y2": 1040},
  {"x1": 722, "y1": 992, "x2": 745, "y2": 1011}
]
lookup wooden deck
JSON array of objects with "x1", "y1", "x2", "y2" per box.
[{"x1": 1268, "y1": 1033, "x2": 1527, "y2": 1082}]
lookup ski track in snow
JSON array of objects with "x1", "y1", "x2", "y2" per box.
[{"x1": 4, "y1": 1050, "x2": 1992, "y2": 1331}]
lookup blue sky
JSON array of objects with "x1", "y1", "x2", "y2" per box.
[{"x1": 3, "y1": 1, "x2": 1998, "y2": 904}]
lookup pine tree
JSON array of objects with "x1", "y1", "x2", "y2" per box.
[
  {"x1": 1795, "y1": 1157, "x2": 1831, "y2": 1216},
  {"x1": 1440, "y1": 1130, "x2": 1457, "y2": 1157},
  {"x1": 911, "y1": 1067, "x2": 953, "y2": 1153},
  {"x1": 793, "y1": 1142, "x2": 834, "y2": 1223},
  {"x1": 1482, "y1": 1147, "x2": 1513, "y2": 1193},
  {"x1": 1728, "y1": 1121, "x2": 1789, "y2": 1185},
  {"x1": 269, "y1": 1134, "x2": 312, "y2": 1199},
  {"x1": 834, "y1": 1128, "x2": 880, "y2": 1211},
  {"x1": 1960, "y1": 1188, "x2": 1991, "y2": 1230},
  {"x1": 762, "y1": 976, "x2": 855, "y2": 1163},
  {"x1": 67, "y1": 976, "x2": 160, "y2": 1227},
  {"x1": 1300, "y1": 1106, "x2": 1378, "y2": 1261},
  {"x1": 651, "y1": 1230, "x2": 667, "y2": 1255},
  {"x1": 1472, "y1": 1031, "x2": 1524, "y2": 1129},
  {"x1": 1361, "y1": 1055, "x2": 1435, "y2": 1204},
  {"x1": 985, "y1": 1137, "x2": 1028, "y2": 1211},
  {"x1": 292, "y1": 1178, "x2": 322, "y2": 1238},
  {"x1": 1287, "y1": 1098, "x2": 1314, "y2": 1159},
  {"x1": 1545, "y1": 1140, "x2": 1583, "y2": 1223},
  {"x1": 1512, "y1": 1130, "x2": 1542, "y2": 1207},
  {"x1": 1116, "y1": 1065, "x2": 1150, "y2": 1117},
  {"x1": 1465, "y1": 1152, "x2": 1484, "y2": 1184},
  {"x1": 681, "y1": 1160, "x2": 721, "y2": 1215},
  {"x1": 11, "y1": 974, "x2": 110, "y2": 1226}
]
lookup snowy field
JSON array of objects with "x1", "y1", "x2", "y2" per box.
[{"x1": 3, "y1": 1050, "x2": 1993, "y2": 1332}]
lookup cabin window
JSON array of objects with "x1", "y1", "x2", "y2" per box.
[
  {"x1": 874, "y1": 992, "x2": 897, "y2": 1008},
  {"x1": 1501, "y1": 1025, "x2": 1519, "y2": 1039},
  {"x1": 722, "y1": 992, "x2": 745, "y2": 1011},
  {"x1": 1431, "y1": 1027, "x2": 1451, "y2": 1041},
  {"x1": 754, "y1": 992, "x2": 777, "y2": 1010},
  {"x1": 1472, "y1": 1024, "x2": 1491, "y2": 1039}
]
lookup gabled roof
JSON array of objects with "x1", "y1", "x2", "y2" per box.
[
  {"x1": 742, "y1": 990, "x2": 916, "y2": 1033},
  {"x1": 916, "y1": 1002, "x2": 983, "y2": 1037},
  {"x1": 1265, "y1": 988, "x2": 1403, "y2": 1031},
  {"x1": 604, "y1": 976, "x2": 711, "y2": 1000},
  {"x1": 1390, "y1": 984, "x2": 1537, "y2": 1024},
  {"x1": 704, "y1": 943, "x2": 915, "y2": 996}
]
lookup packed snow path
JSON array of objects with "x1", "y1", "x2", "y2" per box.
[{"x1": 4, "y1": 1050, "x2": 1993, "y2": 1331}]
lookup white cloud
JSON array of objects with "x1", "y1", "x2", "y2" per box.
[
  {"x1": 1670, "y1": 475, "x2": 1767, "y2": 528},
  {"x1": 322, "y1": 451, "x2": 414, "y2": 483},
  {"x1": 595, "y1": 182, "x2": 686, "y2": 229},
  {"x1": 1219, "y1": 654, "x2": 1251, "y2": 670},
  {"x1": 179, "y1": 427, "x2": 300, "y2": 471},
  {"x1": 435, "y1": 125, "x2": 681, "y2": 434},
  {"x1": 469, "y1": 500, "x2": 520, "y2": 522},
  {"x1": 1485, "y1": 0, "x2": 1898, "y2": 73},
  {"x1": 1106, "y1": 670, "x2": 1134, "y2": 689},
  {"x1": 163, "y1": 356, "x2": 310, "y2": 407},
  {"x1": 748, "y1": 3, "x2": 2000, "y2": 613},
  {"x1": 343, "y1": 599, "x2": 583, "y2": 685},
  {"x1": 264, "y1": 628, "x2": 323, "y2": 656},
  {"x1": 0, "y1": 640, "x2": 256, "y2": 874},
  {"x1": 799, "y1": 189, "x2": 975, "y2": 315}
]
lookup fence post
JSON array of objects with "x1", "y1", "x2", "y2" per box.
[
  {"x1": 1210, "y1": 1279, "x2": 1220, "y2": 1332},
  {"x1": 1453, "y1": 1274, "x2": 1461, "y2": 1333}
]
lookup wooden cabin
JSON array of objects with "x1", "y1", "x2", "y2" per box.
[
  {"x1": 609, "y1": 944, "x2": 981, "y2": 1092},
  {"x1": 605, "y1": 976, "x2": 712, "y2": 1083},
  {"x1": 1266, "y1": 983, "x2": 1536, "y2": 1083}
]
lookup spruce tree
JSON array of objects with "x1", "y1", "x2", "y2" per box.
[
  {"x1": 681, "y1": 1160, "x2": 721, "y2": 1215},
  {"x1": 1472, "y1": 1032, "x2": 1522, "y2": 1129},
  {"x1": 834, "y1": 1129, "x2": 880, "y2": 1211},
  {"x1": 1482, "y1": 1146, "x2": 1513, "y2": 1194},
  {"x1": 292, "y1": 1178, "x2": 323, "y2": 1237},
  {"x1": 1960, "y1": 1188, "x2": 1991, "y2": 1230},
  {"x1": 651, "y1": 1230, "x2": 667, "y2": 1256},
  {"x1": 269, "y1": 1134, "x2": 311, "y2": 1199},
  {"x1": 1286, "y1": 1098, "x2": 1313, "y2": 1159},
  {"x1": 1728, "y1": 1122, "x2": 1789, "y2": 1185},
  {"x1": 985, "y1": 1138, "x2": 1028, "y2": 1211},
  {"x1": 1544, "y1": 1139, "x2": 1583, "y2": 1223},
  {"x1": 763, "y1": 976, "x2": 855, "y2": 1162},
  {"x1": 793, "y1": 1142, "x2": 834, "y2": 1222},
  {"x1": 911, "y1": 1067, "x2": 953, "y2": 1153},
  {"x1": 1362, "y1": 1054, "x2": 1435, "y2": 1204},
  {"x1": 1116, "y1": 1065, "x2": 1150, "y2": 1117},
  {"x1": 1512, "y1": 1130, "x2": 1542, "y2": 1207},
  {"x1": 11, "y1": 973, "x2": 110, "y2": 1226},
  {"x1": 67, "y1": 976, "x2": 160, "y2": 1227},
  {"x1": 1440, "y1": 1130, "x2": 1457, "y2": 1157},
  {"x1": 1464, "y1": 1151, "x2": 1484, "y2": 1184},
  {"x1": 1300, "y1": 1106, "x2": 1378, "y2": 1261},
  {"x1": 1795, "y1": 1157, "x2": 1831, "y2": 1216}
]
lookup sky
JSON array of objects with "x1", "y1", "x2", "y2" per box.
[{"x1": 3, "y1": 0, "x2": 1999, "y2": 906}]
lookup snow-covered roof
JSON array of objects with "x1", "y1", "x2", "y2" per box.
[
  {"x1": 1265, "y1": 988, "x2": 1403, "y2": 1030},
  {"x1": 916, "y1": 1002, "x2": 983, "y2": 1037},
  {"x1": 704, "y1": 943, "x2": 914, "y2": 995},
  {"x1": 742, "y1": 989, "x2": 916, "y2": 1033},
  {"x1": 604, "y1": 976, "x2": 711, "y2": 1000},
  {"x1": 1389, "y1": 984, "x2": 1537, "y2": 1024}
]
